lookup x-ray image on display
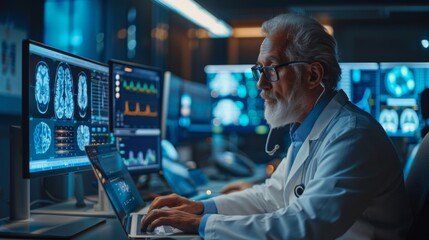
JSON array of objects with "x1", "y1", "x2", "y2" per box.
[
  {"x1": 379, "y1": 62, "x2": 429, "y2": 137},
  {"x1": 77, "y1": 72, "x2": 88, "y2": 118},
  {"x1": 205, "y1": 64, "x2": 268, "y2": 134},
  {"x1": 35, "y1": 61, "x2": 50, "y2": 114},
  {"x1": 24, "y1": 40, "x2": 110, "y2": 177},
  {"x1": 54, "y1": 62, "x2": 74, "y2": 120},
  {"x1": 338, "y1": 63, "x2": 379, "y2": 118}
]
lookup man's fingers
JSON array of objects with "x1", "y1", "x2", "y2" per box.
[
  {"x1": 141, "y1": 209, "x2": 168, "y2": 232},
  {"x1": 147, "y1": 194, "x2": 179, "y2": 213}
]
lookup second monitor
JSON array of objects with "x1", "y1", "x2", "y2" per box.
[{"x1": 109, "y1": 60, "x2": 163, "y2": 174}]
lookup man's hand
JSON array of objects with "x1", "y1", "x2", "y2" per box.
[
  {"x1": 141, "y1": 194, "x2": 204, "y2": 233},
  {"x1": 147, "y1": 193, "x2": 204, "y2": 215},
  {"x1": 220, "y1": 181, "x2": 254, "y2": 194},
  {"x1": 141, "y1": 207, "x2": 202, "y2": 233}
]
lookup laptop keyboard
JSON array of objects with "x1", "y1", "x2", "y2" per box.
[{"x1": 137, "y1": 214, "x2": 177, "y2": 235}]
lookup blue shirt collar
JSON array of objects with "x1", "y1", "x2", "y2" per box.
[{"x1": 290, "y1": 90, "x2": 336, "y2": 143}]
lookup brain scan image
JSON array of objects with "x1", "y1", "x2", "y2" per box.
[
  {"x1": 213, "y1": 99, "x2": 241, "y2": 126},
  {"x1": 34, "y1": 122, "x2": 52, "y2": 154},
  {"x1": 54, "y1": 62, "x2": 74, "y2": 119},
  {"x1": 379, "y1": 109, "x2": 399, "y2": 133},
  {"x1": 209, "y1": 72, "x2": 239, "y2": 97},
  {"x1": 400, "y1": 108, "x2": 419, "y2": 133},
  {"x1": 77, "y1": 72, "x2": 88, "y2": 117},
  {"x1": 77, "y1": 125, "x2": 90, "y2": 151},
  {"x1": 385, "y1": 66, "x2": 415, "y2": 97},
  {"x1": 34, "y1": 61, "x2": 50, "y2": 114}
]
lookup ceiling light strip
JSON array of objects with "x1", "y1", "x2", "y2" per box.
[{"x1": 153, "y1": 0, "x2": 232, "y2": 38}]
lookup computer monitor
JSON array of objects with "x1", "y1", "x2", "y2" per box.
[
  {"x1": 22, "y1": 39, "x2": 110, "y2": 178},
  {"x1": 162, "y1": 71, "x2": 183, "y2": 144},
  {"x1": 378, "y1": 62, "x2": 429, "y2": 137},
  {"x1": 180, "y1": 79, "x2": 212, "y2": 134},
  {"x1": 109, "y1": 60, "x2": 163, "y2": 174},
  {"x1": 338, "y1": 62, "x2": 380, "y2": 118},
  {"x1": 205, "y1": 64, "x2": 268, "y2": 135},
  {"x1": 163, "y1": 72, "x2": 212, "y2": 144},
  {"x1": 16, "y1": 39, "x2": 109, "y2": 238}
]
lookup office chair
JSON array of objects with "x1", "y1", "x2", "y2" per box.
[
  {"x1": 403, "y1": 132, "x2": 429, "y2": 239},
  {"x1": 404, "y1": 132, "x2": 429, "y2": 216}
]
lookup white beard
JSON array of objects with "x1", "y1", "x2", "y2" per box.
[{"x1": 263, "y1": 87, "x2": 308, "y2": 128}]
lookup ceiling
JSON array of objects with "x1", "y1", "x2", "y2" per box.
[{"x1": 194, "y1": 0, "x2": 429, "y2": 27}]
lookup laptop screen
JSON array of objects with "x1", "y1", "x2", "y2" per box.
[{"x1": 85, "y1": 144, "x2": 146, "y2": 226}]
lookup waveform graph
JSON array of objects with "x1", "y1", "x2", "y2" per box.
[
  {"x1": 122, "y1": 79, "x2": 158, "y2": 95},
  {"x1": 115, "y1": 100, "x2": 159, "y2": 128},
  {"x1": 124, "y1": 100, "x2": 158, "y2": 117},
  {"x1": 115, "y1": 135, "x2": 160, "y2": 172},
  {"x1": 114, "y1": 73, "x2": 160, "y2": 129}
]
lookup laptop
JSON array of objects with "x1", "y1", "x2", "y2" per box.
[{"x1": 84, "y1": 144, "x2": 200, "y2": 239}]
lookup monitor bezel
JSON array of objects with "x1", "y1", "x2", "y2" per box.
[
  {"x1": 108, "y1": 59, "x2": 164, "y2": 175},
  {"x1": 22, "y1": 39, "x2": 110, "y2": 178}
]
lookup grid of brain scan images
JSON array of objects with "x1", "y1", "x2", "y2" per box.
[{"x1": 28, "y1": 44, "x2": 110, "y2": 172}]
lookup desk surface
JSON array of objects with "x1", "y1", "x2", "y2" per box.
[{"x1": 0, "y1": 165, "x2": 268, "y2": 239}]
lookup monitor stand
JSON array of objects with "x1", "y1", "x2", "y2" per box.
[
  {"x1": 0, "y1": 125, "x2": 106, "y2": 239},
  {"x1": 31, "y1": 175, "x2": 115, "y2": 218}
]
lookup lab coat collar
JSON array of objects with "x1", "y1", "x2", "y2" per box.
[{"x1": 286, "y1": 90, "x2": 349, "y2": 183}]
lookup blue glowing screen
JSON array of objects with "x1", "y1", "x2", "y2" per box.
[
  {"x1": 379, "y1": 62, "x2": 429, "y2": 137},
  {"x1": 110, "y1": 60, "x2": 162, "y2": 174},
  {"x1": 205, "y1": 65, "x2": 268, "y2": 134},
  {"x1": 23, "y1": 40, "x2": 110, "y2": 178}
]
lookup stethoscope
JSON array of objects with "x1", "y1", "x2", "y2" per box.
[
  {"x1": 265, "y1": 128, "x2": 308, "y2": 198},
  {"x1": 264, "y1": 82, "x2": 326, "y2": 198}
]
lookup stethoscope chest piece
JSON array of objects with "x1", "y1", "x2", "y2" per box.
[{"x1": 294, "y1": 184, "x2": 305, "y2": 198}]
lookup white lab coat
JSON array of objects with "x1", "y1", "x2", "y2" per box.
[{"x1": 204, "y1": 90, "x2": 413, "y2": 240}]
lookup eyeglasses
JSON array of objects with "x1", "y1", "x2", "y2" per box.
[{"x1": 251, "y1": 61, "x2": 310, "y2": 82}]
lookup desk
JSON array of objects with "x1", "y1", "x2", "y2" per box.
[
  {"x1": 0, "y1": 165, "x2": 267, "y2": 239},
  {"x1": 0, "y1": 216, "x2": 202, "y2": 240},
  {"x1": 0, "y1": 215, "x2": 127, "y2": 240}
]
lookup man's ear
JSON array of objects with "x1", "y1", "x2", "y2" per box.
[{"x1": 308, "y1": 62, "x2": 324, "y2": 89}]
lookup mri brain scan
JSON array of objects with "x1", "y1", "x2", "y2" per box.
[
  {"x1": 213, "y1": 99, "x2": 241, "y2": 126},
  {"x1": 77, "y1": 72, "x2": 88, "y2": 118},
  {"x1": 35, "y1": 61, "x2": 50, "y2": 114},
  {"x1": 379, "y1": 109, "x2": 399, "y2": 133},
  {"x1": 77, "y1": 125, "x2": 90, "y2": 151},
  {"x1": 209, "y1": 72, "x2": 239, "y2": 97},
  {"x1": 54, "y1": 62, "x2": 74, "y2": 119},
  {"x1": 34, "y1": 122, "x2": 52, "y2": 154},
  {"x1": 400, "y1": 108, "x2": 419, "y2": 133}
]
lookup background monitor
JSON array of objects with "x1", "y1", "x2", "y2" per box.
[
  {"x1": 378, "y1": 62, "x2": 429, "y2": 137},
  {"x1": 205, "y1": 64, "x2": 268, "y2": 135},
  {"x1": 338, "y1": 62, "x2": 380, "y2": 118},
  {"x1": 162, "y1": 71, "x2": 183, "y2": 145},
  {"x1": 163, "y1": 72, "x2": 212, "y2": 145},
  {"x1": 22, "y1": 39, "x2": 110, "y2": 178},
  {"x1": 110, "y1": 60, "x2": 163, "y2": 174},
  {"x1": 179, "y1": 79, "x2": 212, "y2": 134}
]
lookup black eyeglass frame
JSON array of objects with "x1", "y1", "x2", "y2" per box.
[{"x1": 251, "y1": 61, "x2": 311, "y2": 82}]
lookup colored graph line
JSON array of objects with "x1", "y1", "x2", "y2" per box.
[
  {"x1": 124, "y1": 101, "x2": 158, "y2": 117},
  {"x1": 123, "y1": 80, "x2": 157, "y2": 94},
  {"x1": 123, "y1": 148, "x2": 157, "y2": 166}
]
